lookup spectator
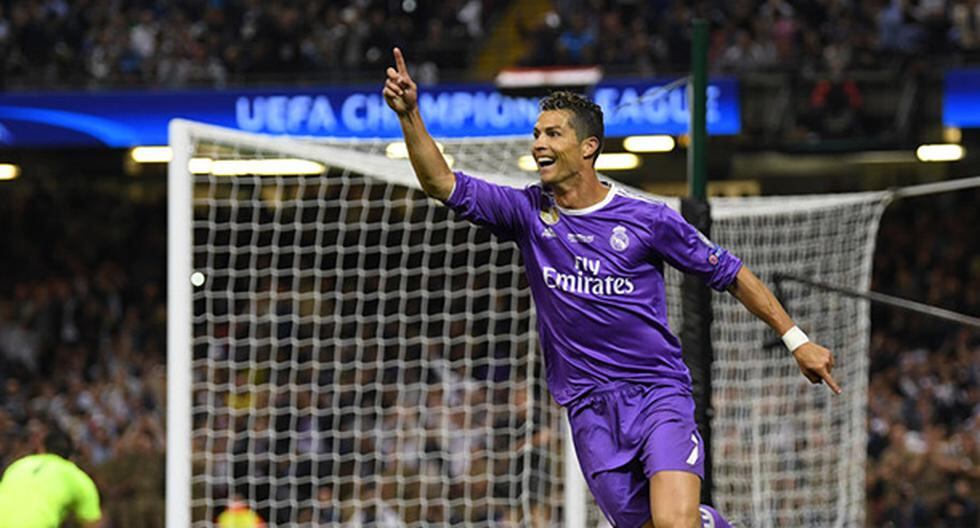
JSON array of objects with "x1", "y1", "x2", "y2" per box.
[
  {"x1": 97, "y1": 416, "x2": 165, "y2": 528},
  {"x1": 217, "y1": 493, "x2": 266, "y2": 528},
  {"x1": 803, "y1": 53, "x2": 866, "y2": 139},
  {"x1": 346, "y1": 483, "x2": 403, "y2": 527},
  {"x1": 715, "y1": 28, "x2": 778, "y2": 73},
  {"x1": 556, "y1": 13, "x2": 596, "y2": 65},
  {"x1": 316, "y1": 485, "x2": 342, "y2": 524},
  {"x1": 880, "y1": 0, "x2": 927, "y2": 54},
  {"x1": 518, "y1": 11, "x2": 562, "y2": 67},
  {"x1": 951, "y1": 0, "x2": 980, "y2": 58}
]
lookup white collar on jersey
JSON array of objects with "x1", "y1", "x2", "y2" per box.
[{"x1": 555, "y1": 182, "x2": 616, "y2": 216}]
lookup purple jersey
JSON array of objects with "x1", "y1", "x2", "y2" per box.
[{"x1": 445, "y1": 172, "x2": 743, "y2": 405}]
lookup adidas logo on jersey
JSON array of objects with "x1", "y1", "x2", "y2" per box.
[{"x1": 566, "y1": 232, "x2": 594, "y2": 244}]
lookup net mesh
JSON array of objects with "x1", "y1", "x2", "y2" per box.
[
  {"x1": 185, "y1": 136, "x2": 561, "y2": 526},
  {"x1": 704, "y1": 195, "x2": 887, "y2": 527},
  {"x1": 170, "y1": 123, "x2": 887, "y2": 527}
]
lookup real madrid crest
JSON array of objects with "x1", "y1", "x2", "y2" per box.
[
  {"x1": 539, "y1": 206, "x2": 560, "y2": 226},
  {"x1": 610, "y1": 225, "x2": 630, "y2": 251}
]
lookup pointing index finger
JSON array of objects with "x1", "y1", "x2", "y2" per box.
[
  {"x1": 394, "y1": 47, "x2": 408, "y2": 75},
  {"x1": 822, "y1": 370, "x2": 842, "y2": 395}
]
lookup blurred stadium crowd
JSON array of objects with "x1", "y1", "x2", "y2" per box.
[
  {"x1": 0, "y1": 181, "x2": 168, "y2": 526},
  {"x1": 0, "y1": 184, "x2": 977, "y2": 526},
  {"x1": 0, "y1": 0, "x2": 495, "y2": 88},
  {"x1": 523, "y1": 0, "x2": 980, "y2": 74},
  {"x1": 183, "y1": 179, "x2": 557, "y2": 525},
  {"x1": 4, "y1": 0, "x2": 980, "y2": 89},
  {"x1": 866, "y1": 190, "x2": 980, "y2": 527}
]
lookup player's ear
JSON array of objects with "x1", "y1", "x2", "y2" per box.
[{"x1": 581, "y1": 136, "x2": 600, "y2": 161}]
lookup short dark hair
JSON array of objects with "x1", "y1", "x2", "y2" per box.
[
  {"x1": 44, "y1": 426, "x2": 75, "y2": 458},
  {"x1": 539, "y1": 91, "x2": 604, "y2": 165}
]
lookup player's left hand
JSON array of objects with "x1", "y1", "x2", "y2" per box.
[{"x1": 792, "y1": 342, "x2": 842, "y2": 395}]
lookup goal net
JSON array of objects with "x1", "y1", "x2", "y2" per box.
[
  {"x1": 167, "y1": 120, "x2": 888, "y2": 527},
  {"x1": 705, "y1": 195, "x2": 887, "y2": 527}
]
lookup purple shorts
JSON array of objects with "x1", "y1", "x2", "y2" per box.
[{"x1": 567, "y1": 383, "x2": 705, "y2": 528}]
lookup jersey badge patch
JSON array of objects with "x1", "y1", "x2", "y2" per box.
[
  {"x1": 609, "y1": 225, "x2": 630, "y2": 252},
  {"x1": 707, "y1": 246, "x2": 723, "y2": 265},
  {"x1": 539, "y1": 206, "x2": 559, "y2": 226}
]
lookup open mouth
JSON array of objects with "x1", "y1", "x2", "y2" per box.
[{"x1": 536, "y1": 157, "x2": 556, "y2": 169}]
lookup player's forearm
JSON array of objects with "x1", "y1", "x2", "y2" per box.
[
  {"x1": 727, "y1": 266, "x2": 794, "y2": 335},
  {"x1": 399, "y1": 109, "x2": 455, "y2": 201}
]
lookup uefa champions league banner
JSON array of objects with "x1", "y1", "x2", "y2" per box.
[{"x1": 0, "y1": 78, "x2": 739, "y2": 147}]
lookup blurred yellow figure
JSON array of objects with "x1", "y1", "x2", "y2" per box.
[
  {"x1": 0, "y1": 426, "x2": 102, "y2": 528},
  {"x1": 217, "y1": 495, "x2": 265, "y2": 528}
]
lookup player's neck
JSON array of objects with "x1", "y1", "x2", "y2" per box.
[{"x1": 550, "y1": 172, "x2": 609, "y2": 211}]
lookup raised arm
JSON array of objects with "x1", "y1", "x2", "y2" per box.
[
  {"x1": 382, "y1": 48, "x2": 455, "y2": 201},
  {"x1": 72, "y1": 468, "x2": 104, "y2": 528},
  {"x1": 727, "y1": 265, "x2": 842, "y2": 394}
]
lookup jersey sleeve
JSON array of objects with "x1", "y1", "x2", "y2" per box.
[
  {"x1": 442, "y1": 171, "x2": 530, "y2": 241},
  {"x1": 645, "y1": 204, "x2": 742, "y2": 291},
  {"x1": 69, "y1": 464, "x2": 102, "y2": 523}
]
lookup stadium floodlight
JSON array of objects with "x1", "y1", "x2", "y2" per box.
[
  {"x1": 210, "y1": 158, "x2": 324, "y2": 176},
  {"x1": 131, "y1": 146, "x2": 173, "y2": 163},
  {"x1": 517, "y1": 153, "x2": 640, "y2": 171},
  {"x1": 385, "y1": 141, "x2": 444, "y2": 159},
  {"x1": 517, "y1": 154, "x2": 538, "y2": 171},
  {"x1": 595, "y1": 153, "x2": 640, "y2": 170},
  {"x1": 943, "y1": 127, "x2": 962, "y2": 143},
  {"x1": 623, "y1": 135, "x2": 676, "y2": 153},
  {"x1": 386, "y1": 141, "x2": 409, "y2": 159},
  {"x1": 187, "y1": 158, "x2": 325, "y2": 176},
  {"x1": 915, "y1": 144, "x2": 965, "y2": 162},
  {"x1": 386, "y1": 141, "x2": 453, "y2": 167},
  {"x1": 0, "y1": 164, "x2": 19, "y2": 180},
  {"x1": 187, "y1": 158, "x2": 213, "y2": 174}
]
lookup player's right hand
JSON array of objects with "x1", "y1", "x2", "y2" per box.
[{"x1": 383, "y1": 48, "x2": 417, "y2": 115}]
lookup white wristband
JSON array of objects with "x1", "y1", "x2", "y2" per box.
[{"x1": 782, "y1": 326, "x2": 809, "y2": 352}]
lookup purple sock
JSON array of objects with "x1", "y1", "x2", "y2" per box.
[{"x1": 699, "y1": 505, "x2": 734, "y2": 528}]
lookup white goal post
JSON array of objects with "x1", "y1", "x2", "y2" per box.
[{"x1": 168, "y1": 119, "x2": 889, "y2": 527}]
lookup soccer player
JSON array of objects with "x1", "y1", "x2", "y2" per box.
[
  {"x1": 383, "y1": 48, "x2": 839, "y2": 528},
  {"x1": 0, "y1": 425, "x2": 102, "y2": 528}
]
